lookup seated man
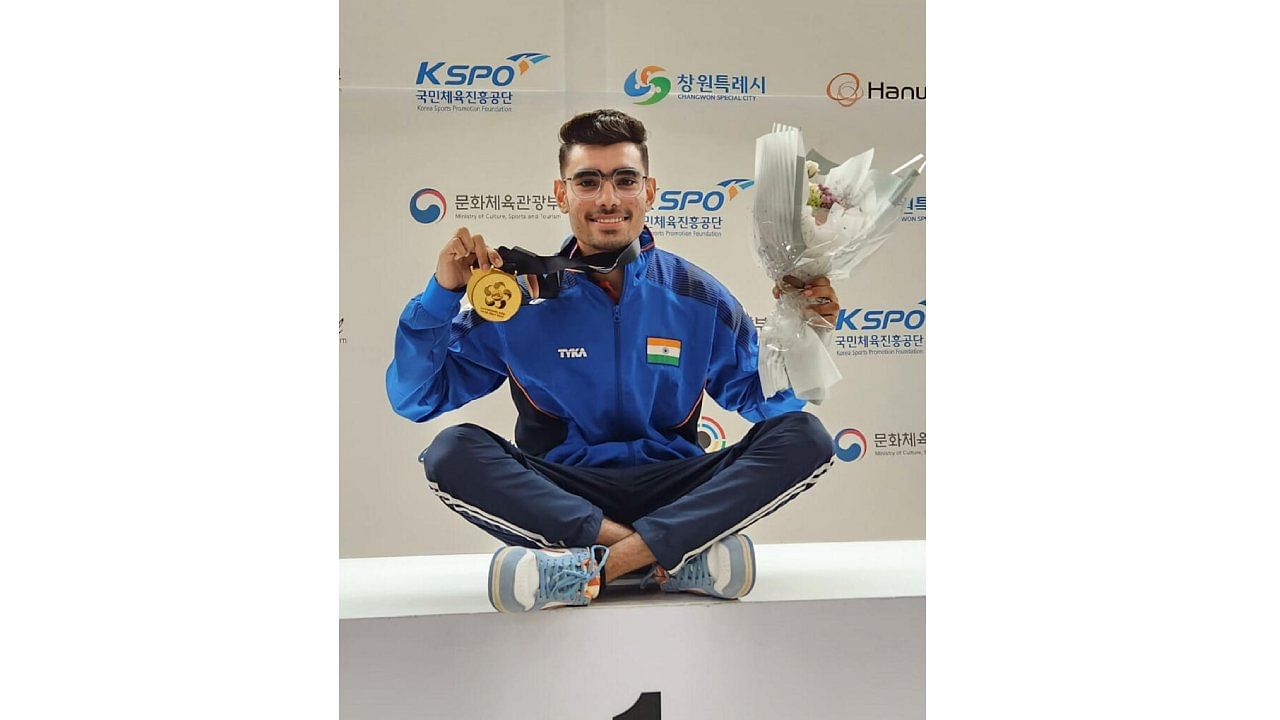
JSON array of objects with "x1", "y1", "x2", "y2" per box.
[{"x1": 387, "y1": 109, "x2": 839, "y2": 612}]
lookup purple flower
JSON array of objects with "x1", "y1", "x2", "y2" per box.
[{"x1": 807, "y1": 183, "x2": 837, "y2": 210}]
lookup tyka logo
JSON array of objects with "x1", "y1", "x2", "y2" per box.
[
  {"x1": 557, "y1": 347, "x2": 588, "y2": 358},
  {"x1": 826, "y1": 72, "x2": 862, "y2": 107},
  {"x1": 624, "y1": 65, "x2": 671, "y2": 105},
  {"x1": 697, "y1": 416, "x2": 728, "y2": 452},
  {"x1": 416, "y1": 52, "x2": 550, "y2": 87},
  {"x1": 410, "y1": 188, "x2": 447, "y2": 224},
  {"x1": 656, "y1": 179, "x2": 754, "y2": 212},
  {"x1": 835, "y1": 300, "x2": 926, "y2": 332},
  {"x1": 833, "y1": 428, "x2": 868, "y2": 462}
]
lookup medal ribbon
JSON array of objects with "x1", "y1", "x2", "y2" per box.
[{"x1": 494, "y1": 238, "x2": 641, "y2": 299}]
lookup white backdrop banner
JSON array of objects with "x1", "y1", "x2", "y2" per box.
[{"x1": 340, "y1": 0, "x2": 925, "y2": 557}]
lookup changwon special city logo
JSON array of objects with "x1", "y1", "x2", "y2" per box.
[
  {"x1": 624, "y1": 65, "x2": 671, "y2": 105},
  {"x1": 624, "y1": 65, "x2": 766, "y2": 104}
]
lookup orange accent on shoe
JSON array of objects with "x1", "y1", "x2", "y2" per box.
[{"x1": 583, "y1": 557, "x2": 602, "y2": 600}]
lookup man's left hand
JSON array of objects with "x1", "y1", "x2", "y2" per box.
[{"x1": 772, "y1": 275, "x2": 840, "y2": 326}]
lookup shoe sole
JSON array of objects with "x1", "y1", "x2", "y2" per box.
[
  {"x1": 490, "y1": 547, "x2": 592, "y2": 612},
  {"x1": 735, "y1": 534, "x2": 756, "y2": 598},
  {"x1": 669, "y1": 535, "x2": 756, "y2": 599},
  {"x1": 488, "y1": 546, "x2": 521, "y2": 613}
]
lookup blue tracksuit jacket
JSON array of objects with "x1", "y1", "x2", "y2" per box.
[{"x1": 386, "y1": 227, "x2": 805, "y2": 468}]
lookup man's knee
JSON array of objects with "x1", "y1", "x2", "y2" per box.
[
  {"x1": 776, "y1": 412, "x2": 834, "y2": 469},
  {"x1": 420, "y1": 423, "x2": 491, "y2": 487}
]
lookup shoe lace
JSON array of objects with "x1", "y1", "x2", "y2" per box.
[
  {"x1": 668, "y1": 552, "x2": 711, "y2": 589},
  {"x1": 538, "y1": 545, "x2": 609, "y2": 602},
  {"x1": 639, "y1": 564, "x2": 667, "y2": 590},
  {"x1": 641, "y1": 554, "x2": 710, "y2": 591}
]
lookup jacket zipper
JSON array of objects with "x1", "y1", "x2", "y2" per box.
[
  {"x1": 582, "y1": 268, "x2": 633, "y2": 465},
  {"x1": 614, "y1": 283, "x2": 627, "y2": 464}
]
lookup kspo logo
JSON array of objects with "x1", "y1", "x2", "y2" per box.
[
  {"x1": 835, "y1": 300, "x2": 926, "y2": 332},
  {"x1": 656, "y1": 178, "x2": 755, "y2": 212},
  {"x1": 416, "y1": 51, "x2": 550, "y2": 87}
]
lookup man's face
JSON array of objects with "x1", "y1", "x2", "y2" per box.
[{"x1": 555, "y1": 143, "x2": 657, "y2": 254}]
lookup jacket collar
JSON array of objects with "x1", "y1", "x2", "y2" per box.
[{"x1": 557, "y1": 226, "x2": 656, "y2": 288}]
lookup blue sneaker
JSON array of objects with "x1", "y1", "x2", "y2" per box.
[
  {"x1": 488, "y1": 545, "x2": 609, "y2": 613},
  {"x1": 642, "y1": 534, "x2": 756, "y2": 599}
]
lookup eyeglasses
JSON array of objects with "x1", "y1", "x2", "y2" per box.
[{"x1": 563, "y1": 168, "x2": 647, "y2": 199}]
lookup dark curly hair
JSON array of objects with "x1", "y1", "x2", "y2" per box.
[{"x1": 558, "y1": 109, "x2": 649, "y2": 174}]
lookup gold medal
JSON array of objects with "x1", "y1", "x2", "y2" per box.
[{"x1": 465, "y1": 268, "x2": 522, "y2": 322}]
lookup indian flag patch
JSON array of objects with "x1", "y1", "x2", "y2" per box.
[{"x1": 646, "y1": 337, "x2": 681, "y2": 366}]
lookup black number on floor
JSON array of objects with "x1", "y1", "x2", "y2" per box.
[{"x1": 613, "y1": 691, "x2": 661, "y2": 720}]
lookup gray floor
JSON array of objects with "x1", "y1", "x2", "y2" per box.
[
  {"x1": 341, "y1": 596, "x2": 924, "y2": 719},
  {"x1": 340, "y1": 541, "x2": 925, "y2": 719}
]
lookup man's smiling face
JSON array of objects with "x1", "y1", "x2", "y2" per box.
[{"x1": 555, "y1": 142, "x2": 657, "y2": 255}]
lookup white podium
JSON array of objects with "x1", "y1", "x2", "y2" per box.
[{"x1": 341, "y1": 541, "x2": 924, "y2": 719}]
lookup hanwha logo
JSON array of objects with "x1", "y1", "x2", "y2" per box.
[
  {"x1": 833, "y1": 428, "x2": 868, "y2": 462},
  {"x1": 410, "y1": 188, "x2": 447, "y2": 224},
  {"x1": 624, "y1": 65, "x2": 672, "y2": 106},
  {"x1": 697, "y1": 416, "x2": 728, "y2": 452},
  {"x1": 826, "y1": 72, "x2": 862, "y2": 108}
]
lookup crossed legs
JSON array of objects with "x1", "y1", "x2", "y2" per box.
[
  {"x1": 596, "y1": 518, "x2": 655, "y2": 582},
  {"x1": 422, "y1": 413, "x2": 833, "y2": 581}
]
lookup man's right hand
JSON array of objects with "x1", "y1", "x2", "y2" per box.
[{"x1": 435, "y1": 227, "x2": 504, "y2": 291}]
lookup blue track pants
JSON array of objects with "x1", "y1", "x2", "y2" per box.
[{"x1": 420, "y1": 411, "x2": 834, "y2": 571}]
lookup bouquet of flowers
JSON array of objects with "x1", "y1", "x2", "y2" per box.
[{"x1": 751, "y1": 123, "x2": 924, "y2": 403}]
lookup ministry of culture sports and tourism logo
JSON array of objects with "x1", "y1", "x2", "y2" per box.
[
  {"x1": 826, "y1": 72, "x2": 863, "y2": 107},
  {"x1": 416, "y1": 52, "x2": 550, "y2": 87},
  {"x1": 833, "y1": 428, "x2": 868, "y2": 462},
  {"x1": 410, "y1": 188, "x2": 447, "y2": 224},
  {"x1": 698, "y1": 416, "x2": 728, "y2": 452},
  {"x1": 624, "y1": 65, "x2": 671, "y2": 105}
]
